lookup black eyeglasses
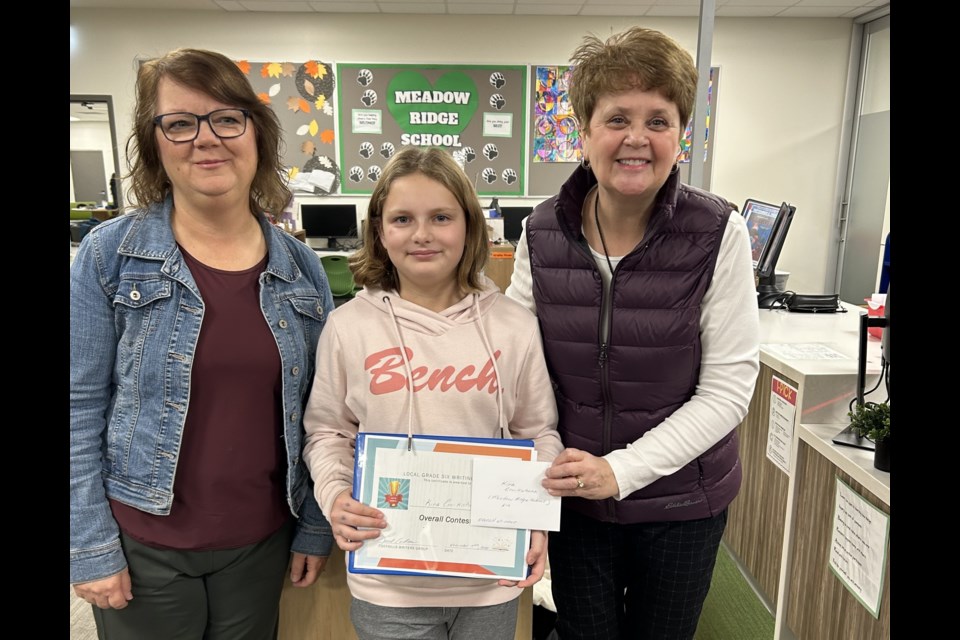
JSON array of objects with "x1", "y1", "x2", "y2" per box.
[{"x1": 153, "y1": 108, "x2": 250, "y2": 142}]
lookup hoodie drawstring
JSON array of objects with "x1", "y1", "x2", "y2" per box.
[
  {"x1": 381, "y1": 291, "x2": 509, "y2": 446},
  {"x1": 472, "y1": 293, "x2": 507, "y2": 439},
  {"x1": 383, "y1": 296, "x2": 418, "y2": 451}
]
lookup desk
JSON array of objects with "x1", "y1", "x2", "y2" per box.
[
  {"x1": 486, "y1": 243, "x2": 516, "y2": 293},
  {"x1": 724, "y1": 304, "x2": 890, "y2": 639},
  {"x1": 89, "y1": 208, "x2": 119, "y2": 222}
]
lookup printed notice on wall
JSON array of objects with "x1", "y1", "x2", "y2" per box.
[
  {"x1": 828, "y1": 478, "x2": 889, "y2": 619},
  {"x1": 765, "y1": 375, "x2": 797, "y2": 474}
]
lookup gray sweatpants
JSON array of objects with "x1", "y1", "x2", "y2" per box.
[{"x1": 350, "y1": 596, "x2": 519, "y2": 640}]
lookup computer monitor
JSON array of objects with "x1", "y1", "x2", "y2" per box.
[
  {"x1": 749, "y1": 201, "x2": 796, "y2": 306},
  {"x1": 501, "y1": 206, "x2": 533, "y2": 243},
  {"x1": 742, "y1": 199, "x2": 781, "y2": 267},
  {"x1": 300, "y1": 203, "x2": 358, "y2": 250},
  {"x1": 755, "y1": 202, "x2": 796, "y2": 282}
]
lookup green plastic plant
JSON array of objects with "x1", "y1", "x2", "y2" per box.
[{"x1": 847, "y1": 401, "x2": 890, "y2": 442}]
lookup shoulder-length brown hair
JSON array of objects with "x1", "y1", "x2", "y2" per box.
[
  {"x1": 569, "y1": 26, "x2": 697, "y2": 139},
  {"x1": 350, "y1": 148, "x2": 489, "y2": 294},
  {"x1": 125, "y1": 47, "x2": 290, "y2": 215}
]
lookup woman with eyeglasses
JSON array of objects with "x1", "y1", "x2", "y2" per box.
[{"x1": 70, "y1": 48, "x2": 335, "y2": 639}]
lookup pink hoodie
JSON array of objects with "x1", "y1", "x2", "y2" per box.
[{"x1": 303, "y1": 276, "x2": 561, "y2": 608}]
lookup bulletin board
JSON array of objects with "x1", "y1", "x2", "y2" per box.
[
  {"x1": 336, "y1": 63, "x2": 527, "y2": 196},
  {"x1": 240, "y1": 58, "x2": 341, "y2": 196}
]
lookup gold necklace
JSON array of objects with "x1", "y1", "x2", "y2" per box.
[{"x1": 594, "y1": 190, "x2": 615, "y2": 275}]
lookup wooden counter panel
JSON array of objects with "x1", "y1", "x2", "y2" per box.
[
  {"x1": 279, "y1": 547, "x2": 533, "y2": 639},
  {"x1": 485, "y1": 244, "x2": 516, "y2": 293},
  {"x1": 785, "y1": 441, "x2": 890, "y2": 640},
  {"x1": 723, "y1": 362, "x2": 793, "y2": 606}
]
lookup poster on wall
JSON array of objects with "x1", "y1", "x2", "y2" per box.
[
  {"x1": 533, "y1": 65, "x2": 580, "y2": 163},
  {"x1": 677, "y1": 68, "x2": 716, "y2": 164},
  {"x1": 336, "y1": 63, "x2": 527, "y2": 196},
  {"x1": 239, "y1": 59, "x2": 341, "y2": 197},
  {"x1": 529, "y1": 66, "x2": 716, "y2": 165}
]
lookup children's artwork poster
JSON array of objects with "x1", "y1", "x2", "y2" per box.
[
  {"x1": 336, "y1": 64, "x2": 527, "y2": 196},
  {"x1": 239, "y1": 59, "x2": 341, "y2": 196},
  {"x1": 533, "y1": 65, "x2": 580, "y2": 163},
  {"x1": 677, "y1": 68, "x2": 715, "y2": 165}
]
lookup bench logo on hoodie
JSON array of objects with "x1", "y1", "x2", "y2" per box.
[{"x1": 365, "y1": 347, "x2": 501, "y2": 394}]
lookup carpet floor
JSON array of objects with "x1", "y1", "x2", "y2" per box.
[{"x1": 695, "y1": 543, "x2": 776, "y2": 640}]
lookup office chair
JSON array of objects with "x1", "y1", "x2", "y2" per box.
[{"x1": 320, "y1": 255, "x2": 357, "y2": 298}]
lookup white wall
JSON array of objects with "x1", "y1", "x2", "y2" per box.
[{"x1": 69, "y1": 9, "x2": 854, "y2": 293}]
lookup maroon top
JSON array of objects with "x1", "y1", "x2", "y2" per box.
[{"x1": 112, "y1": 247, "x2": 289, "y2": 550}]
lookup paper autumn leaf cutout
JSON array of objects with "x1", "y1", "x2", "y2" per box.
[
  {"x1": 268, "y1": 83, "x2": 281, "y2": 97},
  {"x1": 281, "y1": 63, "x2": 296, "y2": 77},
  {"x1": 261, "y1": 62, "x2": 283, "y2": 79},
  {"x1": 235, "y1": 60, "x2": 251, "y2": 75},
  {"x1": 308, "y1": 120, "x2": 319, "y2": 137},
  {"x1": 288, "y1": 166, "x2": 300, "y2": 179},
  {"x1": 320, "y1": 129, "x2": 335, "y2": 144},
  {"x1": 286, "y1": 96, "x2": 311, "y2": 113},
  {"x1": 305, "y1": 61, "x2": 327, "y2": 79},
  {"x1": 303, "y1": 79, "x2": 315, "y2": 97},
  {"x1": 322, "y1": 103, "x2": 334, "y2": 116},
  {"x1": 257, "y1": 93, "x2": 271, "y2": 105},
  {"x1": 301, "y1": 140, "x2": 316, "y2": 156},
  {"x1": 317, "y1": 156, "x2": 332, "y2": 168},
  {"x1": 296, "y1": 124, "x2": 311, "y2": 136},
  {"x1": 314, "y1": 95, "x2": 327, "y2": 110}
]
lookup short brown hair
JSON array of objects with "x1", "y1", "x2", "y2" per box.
[
  {"x1": 569, "y1": 27, "x2": 697, "y2": 138},
  {"x1": 125, "y1": 48, "x2": 290, "y2": 215},
  {"x1": 350, "y1": 148, "x2": 489, "y2": 294}
]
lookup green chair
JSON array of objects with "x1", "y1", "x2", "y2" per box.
[{"x1": 320, "y1": 255, "x2": 356, "y2": 298}]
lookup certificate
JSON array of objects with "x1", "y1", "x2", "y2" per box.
[{"x1": 350, "y1": 433, "x2": 537, "y2": 580}]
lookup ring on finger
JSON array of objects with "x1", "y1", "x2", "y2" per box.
[{"x1": 575, "y1": 475, "x2": 585, "y2": 489}]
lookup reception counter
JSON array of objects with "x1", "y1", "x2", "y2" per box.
[{"x1": 724, "y1": 303, "x2": 890, "y2": 639}]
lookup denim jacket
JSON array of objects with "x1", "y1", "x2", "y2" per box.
[{"x1": 70, "y1": 197, "x2": 335, "y2": 584}]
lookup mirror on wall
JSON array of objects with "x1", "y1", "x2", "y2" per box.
[{"x1": 70, "y1": 94, "x2": 121, "y2": 208}]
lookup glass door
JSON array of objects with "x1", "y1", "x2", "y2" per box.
[{"x1": 836, "y1": 14, "x2": 890, "y2": 301}]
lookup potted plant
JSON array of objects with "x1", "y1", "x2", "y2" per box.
[{"x1": 847, "y1": 401, "x2": 890, "y2": 471}]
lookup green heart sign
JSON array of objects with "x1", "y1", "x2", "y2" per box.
[{"x1": 387, "y1": 71, "x2": 477, "y2": 136}]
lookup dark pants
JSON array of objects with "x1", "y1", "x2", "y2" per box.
[
  {"x1": 549, "y1": 508, "x2": 727, "y2": 640},
  {"x1": 92, "y1": 521, "x2": 293, "y2": 640}
]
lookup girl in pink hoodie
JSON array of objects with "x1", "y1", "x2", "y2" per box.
[{"x1": 302, "y1": 148, "x2": 561, "y2": 639}]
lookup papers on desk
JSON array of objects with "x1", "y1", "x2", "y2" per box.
[
  {"x1": 761, "y1": 343, "x2": 849, "y2": 360},
  {"x1": 350, "y1": 433, "x2": 559, "y2": 580}
]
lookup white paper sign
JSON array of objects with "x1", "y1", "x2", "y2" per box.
[
  {"x1": 470, "y1": 458, "x2": 560, "y2": 531},
  {"x1": 352, "y1": 109, "x2": 382, "y2": 134},
  {"x1": 828, "y1": 478, "x2": 889, "y2": 619},
  {"x1": 482, "y1": 112, "x2": 513, "y2": 137},
  {"x1": 765, "y1": 375, "x2": 798, "y2": 474}
]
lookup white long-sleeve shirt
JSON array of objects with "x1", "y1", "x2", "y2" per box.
[{"x1": 506, "y1": 212, "x2": 760, "y2": 499}]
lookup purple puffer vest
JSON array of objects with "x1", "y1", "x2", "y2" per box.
[{"x1": 527, "y1": 166, "x2": 741, "y2": 524}]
